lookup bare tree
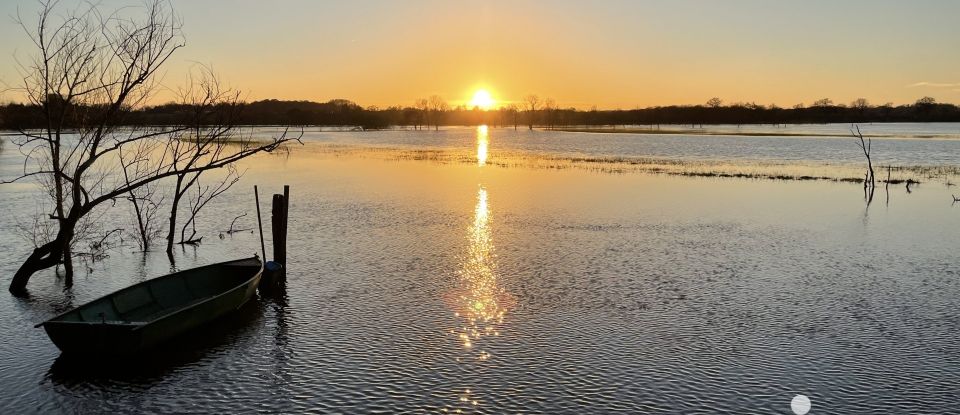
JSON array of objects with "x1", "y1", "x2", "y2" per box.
[
  {"x1": 178, "y1": 164, "x2": 242, "y2": 247},
  {"x1": 222, "y1": 212, "x2": 250, "y2": 236},
  {"x1": 414, "y1": 98, "x2": 429, "y2": 130},
  {"x1": 853, "y1": 125, "x2": 875, "y2": 204},
  {"x1": 706, "y1": 97, "x2": 723, "y2": 108},
  {"x1": 427, "y1": 95, "x2": 448, "y2": 131},
  {"x1": 504, "y1": 104, "x2": 519, "y2": 130},
  {"x1": 812, "y1": 98, "x2": 834, "y2": 107},
  {"x1": 120, "y1": 144, "x2": 165, "y2": 251},
  {"x1": 523, "y1": 94, "x2": 540, "y2": 130},
  {"x1": 851, "y1": 98, "x2": 869, "y2": 122},
  {"x1": 542, "y1": 98, "x2": 556, "y2": 130},
  {"x1": 2, "y1": 0, "x2": 300, "y2": 295},
  {"x1": 162, "y1": 67, "x2": 250, "y2": 256}
]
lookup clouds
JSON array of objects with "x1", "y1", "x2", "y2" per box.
[{"x1": 908, "y1": 81, "x2": 960, "y2": 88}]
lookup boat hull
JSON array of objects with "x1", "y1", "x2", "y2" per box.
[{"x1": 39, "y1": 258, "x2": 262, "y2": 355}]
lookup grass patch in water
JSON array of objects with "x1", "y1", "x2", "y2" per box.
[
  {"x1": 555, "y1": 128, "x2": 848, "y2": 138},
  {"x1": 305, "y1": 143, "x2": 953, "y2": 186}
]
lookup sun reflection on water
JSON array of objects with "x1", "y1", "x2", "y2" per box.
[
  {"x1": 451, "y1": 187, "x2": 512, "y2": 352},
  {"x1": 476, "y1": 125, "x2": 488, "y2": 167},
  {"x1": 447, "y1": 186, "x2": 512, "y2": 410}
]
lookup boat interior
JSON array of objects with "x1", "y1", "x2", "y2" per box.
[{"x1": 51, "y1": 259, "x2": 261, "y2": 325}]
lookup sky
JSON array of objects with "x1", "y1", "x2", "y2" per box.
[{"x1": 1, "y1": 0, "x2": 959, "y2": 109}]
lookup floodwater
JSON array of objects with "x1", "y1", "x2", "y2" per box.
[
  {"x1": 298, "y1": 122, "x2": 960, "y2": 166},
  {"x1": 1, "y1": 124, "x2": 959, "y2": 413}
]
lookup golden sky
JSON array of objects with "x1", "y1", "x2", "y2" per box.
[{"x1": 2, "y1": 0, "x2": 959, "y2": 108}]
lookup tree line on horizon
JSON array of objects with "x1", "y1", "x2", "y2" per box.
[{"x1": 2, "y1": 95, "x2": 959, "y2": 131}]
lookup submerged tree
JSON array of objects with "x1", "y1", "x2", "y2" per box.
[
  {"x1": 162, "y1": 68, "x2": 250, "y2": 256},
  {"x1": 523, "y1": 94, "x2": 540, "y2": 130},
  {"x1": 504, "y1": 104, "x2": 519, "y2": 130},
  {"x1": 427, "y1": 95, "x2": 449, "y2": 130},
  {"x1": 121, "y1": 148, "x2": 165, "y2": 251},
  {"x1": 178, "y1": 164, "x2": 242, "y2": 247},
  {"x1": 414, "y1": 98, "x2": 429, "y2": 130},
  {"x1": 542, "y1": 98, "x2": 556, "y2": 130},
  {"x1": 853, "y1": 125, "x2": 876, "y2": 204},
  {"x1": 2, "y1": 0, "x2": 299, "y2": 295}
]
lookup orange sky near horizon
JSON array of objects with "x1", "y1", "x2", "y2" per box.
[{"x1": 1, "y1": 0, "x2": 959, "y2": 109}]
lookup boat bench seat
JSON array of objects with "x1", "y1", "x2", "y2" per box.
[
  {"x1": 121, "y1": 294, "x2": 216, "y2": 323},
  {"x1": 121, "y1": 303, "x2": 165, "y2": 321},
  {"x1": 92, "y1": 273, "x2": 227, "y2": 323},
  {"x1": 112, "y1": 286, "x2": 163, "y2": 321}
]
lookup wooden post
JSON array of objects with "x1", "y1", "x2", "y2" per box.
[
  {"x1": 254, "y1": 186, "x2": 266, "y2": 262},
  {"x1": 260, "y1": 185, "x2": 289, "y2": 294},
  {"x1": 283, "y1": 185, "x2": 289, "y2": 268},
  {"x1": 271, "y1": 185, "x2": 289, "y2": 270}
]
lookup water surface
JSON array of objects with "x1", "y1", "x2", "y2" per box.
[{"x1": 1, "y1": 125, "x2": 959, "y2": 413}]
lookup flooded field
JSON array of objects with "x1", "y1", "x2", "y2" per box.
[{"x1": 1, "y1": 125, "x2": 959, "y2": 413}]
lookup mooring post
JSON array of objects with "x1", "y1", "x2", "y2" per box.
[
  {"x1": 282, "y1": 185, "x2": 289, "y2": 268},
  {"x1": 261, "y1": 185, "x2": 289, "y2": 294},
  {"x1": 271, "y1": 185, "x2": 289, "y2": 273}
]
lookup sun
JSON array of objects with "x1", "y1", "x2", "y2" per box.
[{"x1": 470, "y1": 89, "x2": 495, "y2": 110}]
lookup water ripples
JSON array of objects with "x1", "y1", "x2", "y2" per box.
[{"x1": 1, "y1": 129, "x2": 959, "y2": 412}]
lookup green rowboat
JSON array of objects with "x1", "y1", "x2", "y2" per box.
[{"x1": 37, "y1": 257, "x2": 263, "y2": 355}]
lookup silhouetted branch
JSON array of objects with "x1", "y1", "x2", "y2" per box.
[
  {"x1": 852, "y1": 125, "x2": 875, "y2": 205},
  {"x1": 224, "y1": 212, "x2": 250, "y2": 234},
  {"x1": 4, "y1": 0, "x2": 301, "y2": 294},
  {"x1": 178, "y1": 164, "x2": 242, "y2": 245}
]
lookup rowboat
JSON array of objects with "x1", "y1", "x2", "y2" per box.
[{"x1": 36, "y1": 257, "x2": 263, "y2": 355}]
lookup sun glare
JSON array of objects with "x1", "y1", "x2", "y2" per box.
[
  {"x1": 470, "y1": 89, "x2": 495, "y2": 110},
  {"x1": 476, "y1": 125, "x2": 488, "y2": 166}
]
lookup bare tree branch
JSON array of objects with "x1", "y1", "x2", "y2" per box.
[{"x1": 5, "y1": 0, "x2": 301, "y2": 295}]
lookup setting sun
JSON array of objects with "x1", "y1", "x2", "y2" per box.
[{"x1": 469, "y1": 90, "x2": 495, "y2": 110}]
